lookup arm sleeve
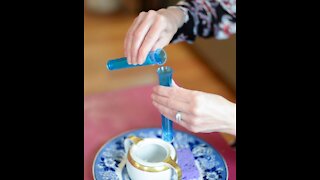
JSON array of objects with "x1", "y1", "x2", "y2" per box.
[{"x1": 170, "y1": 0, "x2": 236, "y2": 44}]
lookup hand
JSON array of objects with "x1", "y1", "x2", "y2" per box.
[
  {"x1": 151, "y1": 81, "x2": 236, "y2": 136},
  {"x1": 124, "y1": 7, "x2": 185, "y2": 65}
]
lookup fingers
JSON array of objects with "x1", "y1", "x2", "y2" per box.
[
  {"x1": 124, "y1": 17, "x2": 140, "y2": 57},
  {"x1": 153, "y1": 85, "x2": 194, "y2": 103},
  {"x1": 152, "y1": 101, "x2": 192, "y2": 124},
  {"x1": 129, "y1": 11, "x2": 157, "y2": 65},
  {"x1": 151, "y1": 34, "x2": 172, "y2": 51},
  {"x1": 151, "y1": 93, "x2": 190, "y2": 113},
  {"x1": 125, "y1": 12, "x2": 146, "y2": 64},
  {"x1": 136, "y1": 15, "x2": 164, "y2": 64},
  {"x1": 125, "y1": 10, "x2": 169, "y2": 65},
  {"x1": 152, "y1": 101, "x2": 203, "y2": 133}
]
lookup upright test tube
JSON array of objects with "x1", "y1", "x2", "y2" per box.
[
  {"x1": 157, "y1": 66, "x2": 174, "y2": 142},
  {"x1": 106, "y1": 49, "x2": 167, "y2": 71}
]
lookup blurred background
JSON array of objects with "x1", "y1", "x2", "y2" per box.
[{"x1": 84, "y1": 0, "x2": 236, "y2": 143}]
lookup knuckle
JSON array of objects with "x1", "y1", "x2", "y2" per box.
[
  {"x1": 148, "y1": 10, "x2": 156, "y2": 15},
  {"x1": 190, "y1": 106, "x2": 198, "y2": 115},
  {"x1": 156, "y1": 14, "x2": 165, "y2": 22},
  {"x1": 139, "y1": 11, "x2": 146, "y2": 16}
]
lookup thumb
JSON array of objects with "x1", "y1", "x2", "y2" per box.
[{"x1": 171, "y1": 79, "x2": 179, "y2": 87}]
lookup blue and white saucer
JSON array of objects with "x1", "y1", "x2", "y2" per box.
[{"x1": 93, "y1": 128, "x2": 228, "y2": 180}]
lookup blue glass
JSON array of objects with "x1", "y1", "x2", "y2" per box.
[
  {"x1": 106, "y1": 49, "x2": 167, "y2": 71},
  {"x1": 157, "y1": 66, "x2": 174, "y2": 142}
]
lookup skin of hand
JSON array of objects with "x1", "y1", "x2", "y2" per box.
[
  {"x1": 151, "y1": 81, "x2": 236, "y2": 136},
  {"x1": 124, "y1": 7, "x2": 185, "y2": 65}
]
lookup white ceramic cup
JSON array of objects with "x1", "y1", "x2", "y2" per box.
[{"x1": 124, "y1": 136, "x2": 182, "y2": 180}]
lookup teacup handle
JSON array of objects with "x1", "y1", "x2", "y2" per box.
[
  {"x1": 163, "y1": 157, "x2": 182, "y2": 180},
  {"x1": 124, "y1": 136, "x2": 143, "y2": 153}
]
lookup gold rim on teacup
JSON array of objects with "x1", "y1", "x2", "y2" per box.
[{"x1": 126, "y1": 136, "x2": 182, "y2": 179}]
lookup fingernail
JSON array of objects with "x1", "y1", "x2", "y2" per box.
[
  {"x1": 138, "y1": 58, "x2": 143, "y2": 65},
  {"x1": 127, "y1": 57, "x2": 131, "y2": 64}
]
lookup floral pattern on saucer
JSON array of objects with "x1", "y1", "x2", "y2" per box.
[{"x1": 93, "y1": 128, "x2": 227, "y2": 180}]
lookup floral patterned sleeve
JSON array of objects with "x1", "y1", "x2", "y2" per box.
[{"x1": 170, "y1": 0, "x2": 236, "y2": 43}]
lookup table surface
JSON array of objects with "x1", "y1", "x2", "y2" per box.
[{"x1": 84, "y1": 85, "x2": 236, "y2": 180}]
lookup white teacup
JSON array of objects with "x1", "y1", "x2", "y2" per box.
[{"x1": 124, "y1": 136, "x2": 182, "y2": 180}]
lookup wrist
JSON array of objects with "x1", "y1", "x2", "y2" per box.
[
  {"x1": 166, "y1": 6, "x2": 187, "y2": 28},
  {"x1": 222, "y1": 103, "x2": 236, "y2": 136}
]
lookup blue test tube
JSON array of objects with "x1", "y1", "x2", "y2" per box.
[
  {"x1": 106, "y1": 49, "x2": 167, "y2": 71},
  {"x1": 157, "y1": 66, "x2": 174, "y2": 142}
]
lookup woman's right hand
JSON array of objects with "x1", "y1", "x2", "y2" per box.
[
  {"x1": 124, "y1": 7, "x2": 185, "y2": 65},
  {"x1": 151, "y1": 81, "x2": 236, "y2": 136}
]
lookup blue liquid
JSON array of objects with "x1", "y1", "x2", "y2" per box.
[
  {"x1": 106, "y1": 49, "x2": 167, "y2": 71},
  {"x1": 157, "y1": 66, "x2": 174, "y2": 142}
]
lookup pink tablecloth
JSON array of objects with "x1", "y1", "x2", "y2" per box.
[{"x1": 84, "y1": 85, "x2": 236, "y2": 180}]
